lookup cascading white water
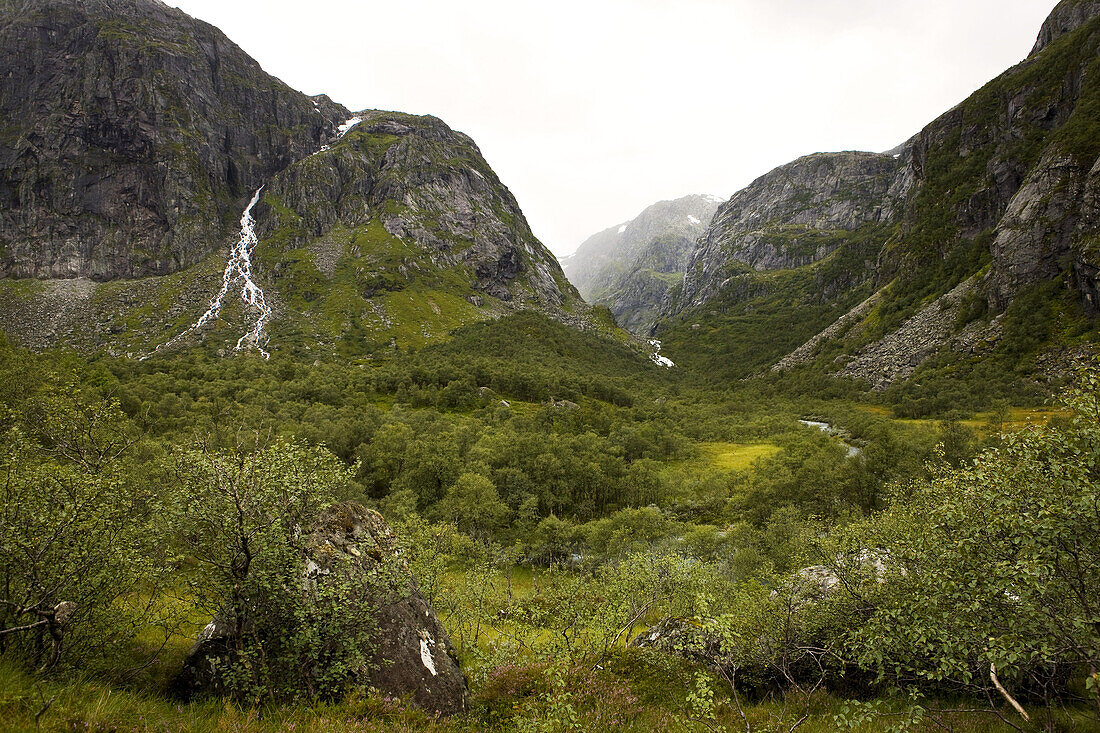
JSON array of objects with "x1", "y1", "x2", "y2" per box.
[
  {"x1": 151, "y1": 187, "x2": 272, "y2": 358},
  {"x1": 648, "y1": 339, "x2": 675, "y2": 368},
  {"x1": 151, "y1": 117, "x2": 360, "y2": 359}
]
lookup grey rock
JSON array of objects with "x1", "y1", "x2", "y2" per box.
[
  {"x1": 257, "y1": 109, "x2": 576, "y2": 312},
  {"x1": 987, "y1": 150, "x2": 1100, "y2": 313},
  {"x1": 1031, "y1": 0, "x2": 1100, "y2": 56},
  {"x1": 838, "y1": 279, "x2": 985, "y2": 390},
  {"x1": 676, "y1": 152, "x2": 907, "y2": 312}
]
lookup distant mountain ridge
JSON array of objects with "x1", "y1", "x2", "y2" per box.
[{"x1": 563, "y1": 194, "x2": 721, "y2": 334}]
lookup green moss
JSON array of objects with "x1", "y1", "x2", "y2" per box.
[
  {"x1": 0, "y1": 279, "x2": 47, "y2": 301},
  {"x1": 93, "y1": 17, "x2": 199, "y2": 55},
  {"x1": 341, "y1": 129, "x2": 400, "y2": 159}
]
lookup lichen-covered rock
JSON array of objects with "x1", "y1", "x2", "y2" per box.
[{"x1": 172, "y1": 503, "x2": 468, "y2": 716}]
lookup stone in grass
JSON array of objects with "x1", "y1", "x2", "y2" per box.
[{"x1": 171, "y1": 502, "x2": 468, "y2": 715}]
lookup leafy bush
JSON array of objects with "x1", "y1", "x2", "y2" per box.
[{"x1": 168, "y1": 439, "x2": 396, "y2": 703}]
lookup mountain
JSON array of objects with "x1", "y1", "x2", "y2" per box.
[
  {"x1": 656, "y1": 0, "x2": 1100, "y2": 408},
  {"x1": 0, "y1": 0, "x2": 587, "y2": 356},
  {"x1": 0, "y1": 0, "x2": 347, "y2": 280},
  {"x1": 562, "y1": 194, "x2": 721, "y2": 334}
]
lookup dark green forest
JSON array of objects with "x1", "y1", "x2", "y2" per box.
[{"x1": 1, "y1": 312, "x2": 1097, "y2": 731}]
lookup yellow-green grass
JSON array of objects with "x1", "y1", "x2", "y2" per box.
[
  {"x1": 1, "y1": 657, "x2": 1082, "y2": 732},
  {"x1": 695, "y1": 441, "x2": 783, "y2": 471}
]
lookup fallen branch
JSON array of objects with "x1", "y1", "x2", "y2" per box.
[{"x1": 990, "y1": 662, "x2": 1032, "y2": 724}]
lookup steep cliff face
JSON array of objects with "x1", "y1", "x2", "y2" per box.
[
  {"x1": 1032, "y1": 0, "x2": 1100, "y2": 55},
  {"x1": 563, "y1": 195, "x2": 720, "y2": 334},
  {"x1": 876, "y1": 0, "x2": 1100, "y2": 309},
  {"x1": 658, "y1": 0, "x2": 1100, "y2": 389},
  {"x1": 678, "y1": 152, "x2": 908, "y2": 310},
  {"x1": 0, "y1": 0, "x2": 348, "y2": 280}
]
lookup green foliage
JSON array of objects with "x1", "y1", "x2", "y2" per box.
[
  {"x1": 0, "y1": 411, "x2": 167, "y2": 674},
  {"x1": 832, "y1": 367, "x2": 1100, "y2": 723},
  {"x1": 434, "y1": 472, "x2": 509, "y2": 539},
  {"x1": 168, "y1": 440, "x2": 392, "y2": 703},
  {"x1": 659, "y1": 224, "x2": 887, "y2": 382},
  {"x1": 886, "y1": 280, "x2": 1087, "y2": 418}
]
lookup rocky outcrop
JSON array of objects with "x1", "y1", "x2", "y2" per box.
[
  {"x1": 677, "y1": 152, "x2": 907, "y2": 310},
  {"x1": 986, "y1": 150, "x2": 1100, "y2": 313},
  {"x1": 258, "y1": 111, "x2": 573, "y2": 309},
  {"x1": 836, "y1": 279, "x2": 1006, "y2": 390},
  {"x1": 173, "y1": 503, "x2": 468, "y2": 715},
  {"x1": 0, "y1": 0, "x2": 348, "y2": 280},
  {"x1": 564, "y1": 195, "x2": 721, "y2": 300},
  {"x1": 563, "y1": 195, "x2": 721, "y2": 333},
  {"x1": 1031, "y1": 0, "x2": 1100, "y2": 56}
]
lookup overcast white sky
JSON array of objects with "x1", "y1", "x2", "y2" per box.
[{"x1": 168, "y1": 0, "x2": 1056, "y2": 257}]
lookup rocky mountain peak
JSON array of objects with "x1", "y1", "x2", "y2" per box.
[
  {"x1": 676, "y1": 151, "x2": 907, "y2": 310},
  {"x1": 1031, "y1": 0, "x2": 1100, "y2": 56},
  {"x1": 0, "y1": 0, "x2": 590, "y2": 355},
  {"x1": 562, "y1": 194, "x2": 721, "y2": 334}
]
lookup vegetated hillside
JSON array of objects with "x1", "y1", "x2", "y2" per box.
[
  {"x1": 0, "y1": 0, "x2": 591, "y2": 358},
  {"x1": 562, "y1": 195, "x2": 721, "y2": 334},
  {"x1": 657, "y1": 0, "x2": 1100, "y2": 413}
]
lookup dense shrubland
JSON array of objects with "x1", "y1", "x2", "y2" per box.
[{"x1": 0, "y1": 314, "x2": 1096, "y2": 730}]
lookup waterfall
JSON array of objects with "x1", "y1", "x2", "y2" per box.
[
  {"x1": 649, "y1": 339, "x2": 675, "y2": 368},
  {"x1": 149, "y1": 187, "x2": 272, "y2": 359}
]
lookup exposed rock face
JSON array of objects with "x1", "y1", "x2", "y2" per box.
[
  {"x1": 677, "y1": 152, "x2": 907, "y2": 311},
  {"x1": 1032, "y1": 0, "x2": 1100, "y2": 55},
  {"x1": 259, "y1": 110, "x2": 573, "y2": 309},
  {"x1": 986, "y1": 150, "x2": 1100, "y2": 313},
  {"x1": 562, "y1": 195, "x2": 721, "y2": 334},
  {"x1": 173, "y1": 503, "x2": 468, "y2": 715},
  {"x1": 0, "y1": 0, "x2": 348, "y2": 280}
]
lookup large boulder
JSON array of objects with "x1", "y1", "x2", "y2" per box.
[{"x1": 171, "y1": 503, "x2": 468, "y2": 715}]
